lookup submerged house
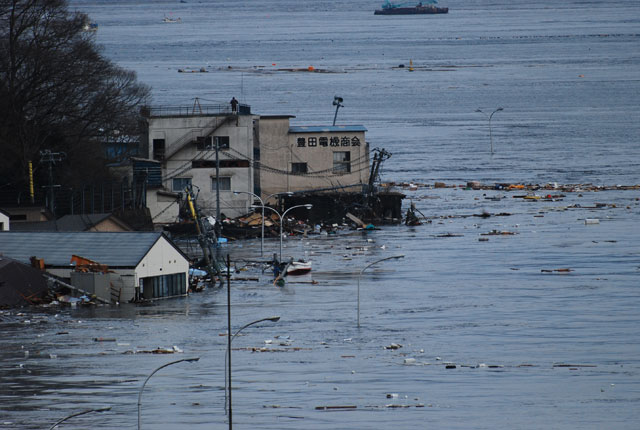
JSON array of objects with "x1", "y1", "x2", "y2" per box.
[{"x1": 0, "y1": 232, "x2": 189, "y2": 303}]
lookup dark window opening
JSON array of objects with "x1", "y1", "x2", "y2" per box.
[
  {"x1": 153, "y1": 139, "x2": 165, "y2": 161},
  {"x1": 333, "y1": 151, "x2": 351, "y2": 173},
  {"x1": 291, "y1": 162, "x2": 308, "y2": 174}
]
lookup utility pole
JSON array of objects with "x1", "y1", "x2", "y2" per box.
[
  {"x1": 215, "y1": 137, "x2": 221, "y2": 262},
  {"x1": 39, "y1": 150, "x2": 66, "y2": 216}
]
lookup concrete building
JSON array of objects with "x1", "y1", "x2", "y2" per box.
[
  {"x1": 138, "y1": 102, "x2": 372, "y2": 225},
  {"x1": 254, "y1": 117, "x2": 369, "y2": 206},
  {"x1": 141, "y1": 103, "x2": 254, "y2": 220},
  {"x1": 0, "y1": 232, "x2": 189, "y2": 302}
]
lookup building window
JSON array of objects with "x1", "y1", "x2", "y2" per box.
[
  {"x1": 196, "y1": 136, "x2": 230, "y2": 151},
  {"x1": 291, "y1": 163, "x2": 308, "y2": 174},
  {"x1": 211, "y1": 176, "x2": 231, "y2": 191},
  {"x1": 153, "y1": 139, "x2": 165, "y2": 161},
  {"x1": 196, "y1": 136, "x2": 214, "y2": 150},
  {"x1": 152, "y1": 273, "x2": 185, "y2": 298},
  {"x1": 172, "y1": 177, "x2": 192, "y2": 192},
  {"x1": 333, "y1": 151, "x2": 351, "y2": 173}
]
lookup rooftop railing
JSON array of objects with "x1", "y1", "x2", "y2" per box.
[{"x1": 141, "y1": 103, "x2": 251, "y2": 117}]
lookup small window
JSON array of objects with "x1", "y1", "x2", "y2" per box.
[
  {"x1": 291, "y1": 163, "x2": 308, "y2": 174},
  {"x1": 196, "y1": 136, "x2": 214, "y2": 150},
  {"x1": 211, "y1": 176, "x2": 231, "y2": 191},
  {"x1": 153, "y1": 139, "x2": 165, "y2": 161},
  {"x1": 196, "y1": 136, "x2": 229, "y2": 150},
  {"x1": 333, "y1": 151, "x2": 351, "y2": 173},
  {"x1": 172, "y1": 177, "x2": 192, "y2": 192}
]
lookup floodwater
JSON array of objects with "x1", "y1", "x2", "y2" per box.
[{"x1": 2, "y1": 0, "x2": 640, "y2": 428}]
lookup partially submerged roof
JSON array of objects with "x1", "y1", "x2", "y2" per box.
[
  {"x1": 9, "y1": 213, "x2": 132, "y2": 232},
  {"x1": 289, "y1": 125, "x2": 367, "y2": 133},
  {"x1": 0, "y1": 257, "x2": 48, "y2": 307},
  {"x1": 0, "y1": 232, "x2": 184, "y2": 268}
]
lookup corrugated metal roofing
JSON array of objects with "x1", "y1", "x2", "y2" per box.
[
  {"x1": 0, "y1": 232, "x2": 165, "y2": 267},
  {"x1": 289, "y1": 125, "x2": 367, "y2": 133}
]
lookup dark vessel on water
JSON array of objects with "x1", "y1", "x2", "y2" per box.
[{"x1": 374, "y1": 1, "x2": 448, "y2": 15}]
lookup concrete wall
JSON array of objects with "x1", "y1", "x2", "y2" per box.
[
  {"x1": 258, "y1": 118, "x2": 370, "y2": 200},
  {"x1": 70, "y1": 272, "x2": 111, "y2": 301},
  {"x1": 92, "y1": 218, "x2": 131, "y2": 232},
  {"x1": 147, "y1": 115, "x2": 255, "y2": 218},
  {"x1": 146, "y1": 190, "x2": 180, "y2": 225}
]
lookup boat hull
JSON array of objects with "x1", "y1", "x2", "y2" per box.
[
  {"x1": 286, "y1": 261, "x2": 312, "y2": 276},
  {"x1": 374, "y1": 6, "x2": 448, "y2": 15}
]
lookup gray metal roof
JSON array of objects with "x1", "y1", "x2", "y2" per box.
[
  {"x1": 9, "y1": 213, "x2": 129, "y2": 232},
  {"x1": 0, "y1": 232, "x2": 167, "y2": 268},
  {"x1": 289, "y1": 125, "x2": 367, "y2": 133}
]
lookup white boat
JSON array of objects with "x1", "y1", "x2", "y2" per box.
[
  {"x1": 163, "y1": 15, "x2": 182, "y2": 23},
  {"x1": 286, "y1": 260, "x2": 312, "y2": 276}
]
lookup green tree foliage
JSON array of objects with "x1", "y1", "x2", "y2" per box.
[{"x1": 0, "y1": 0, "x2": 150, "y2": 197}]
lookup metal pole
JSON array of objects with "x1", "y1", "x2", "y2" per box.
[
  {"x1": 216, "y1": 141, "x2": 221, "y2": 262},
  {"x1": 357, "y1": 255, "x2": 404, "y2": 328},
  {"x1": 224, "y1": 315, "x2": 280, "y2": 415},
  {"x1": 137, "y1": 357, "x2": 199, "y2": 430},
  {"x1": 227, "y1": 254, "x2": 232, "y2": 430},
  {"x1": 280, "y1": 204, "x2": 313, "y2": 262}
]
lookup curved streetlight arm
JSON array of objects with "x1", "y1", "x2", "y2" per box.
[
  {"x1": 225, "y1": 316, "x2": 280, "y2": 416},
  {"x1": 357, "y1": 255, "x2": 404, "y2": 328},
  {"x1": 137, "y1": 357, "x2": 200, "y2": 430},
  {"x1": 234, "y1": 190, "x2": 265, "y2": 256},
  {"x1": 254, "y1": 204, "x2": 311, "y2": 262},
  {"x1": 50, "y1": 407, "x2": 111, "y2": 430},
  {"x1": 475, "y1": 107, "x2": 503, "y2": 155},
  {"x1": 265, "y1": 191, "x2": 293, "y2": 205}
]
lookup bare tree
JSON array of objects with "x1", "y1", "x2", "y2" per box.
[{"x1": 0, "y1": 0, "x2": 150, "y2": 196}]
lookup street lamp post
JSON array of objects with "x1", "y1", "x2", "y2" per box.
[
  {"x1": 254, "y1": 204, "x2": 312, "y2": 263},
  {"x1": 233, "y1": 190, "x2": 265, "y2": 257},
  {"x1": 476, "y1": 107, "x2": 503, "y2": 154},
  {"x1": 225, "y1": 316, "x2": 281, "y2": 424},
  {"x1": 137, "y1": 357, "x2": 200, "y2": 430},
  {"x1": 332, "y1": 96, "x2": 344, "y2": 126},
  {"x1": 357, "y1": 255, "x2": 404, "y2": 328},
  {"x1": 49, "y1": 407, "x2": 111, "y2": 430}
]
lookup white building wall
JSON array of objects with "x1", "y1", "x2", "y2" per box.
[
  {"x1": 0, "y1": 212, "x2": 9, "y2": 230},
  {"x1": 147, "y1": 115, "x2": 255, "y2": 218},
  {"x1": 135, "y1": 236, "x2": 189, "y2": 293}
]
